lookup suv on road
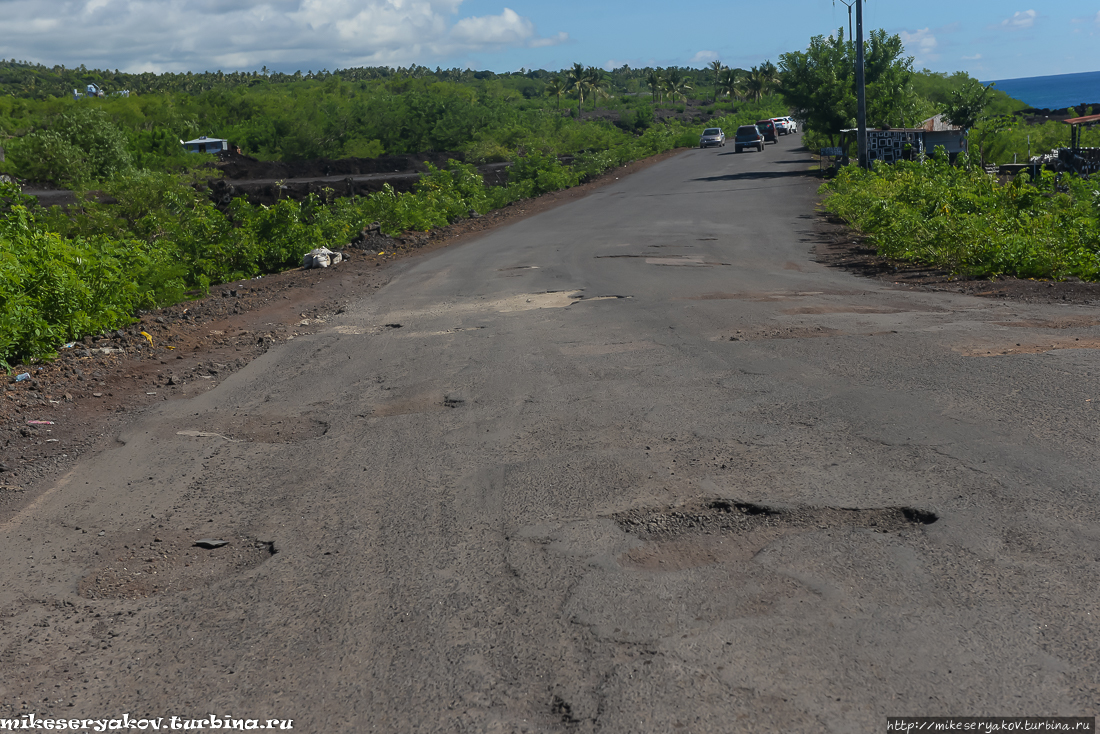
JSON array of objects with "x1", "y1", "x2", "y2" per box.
[
  {"x1": 699, "y1": 128, "x2": 726, "y2": 148},
  {"x1": 756, "y1": 119, "x2": 779, "y2": 144},
  {"x1": 734, "y1": 125, "x2": 765, "y2": 153},
  {"x1": 773, "y1": 117, "x2": 795, "y2": 135}
]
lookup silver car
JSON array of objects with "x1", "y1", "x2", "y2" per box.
[{"x1": 699, "y1": 127, "x2": 726, "y2": 148}]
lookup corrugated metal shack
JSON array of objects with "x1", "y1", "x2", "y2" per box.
[{"x1": 1061, "y1": 112, "x2": 1100, "y2": 175}]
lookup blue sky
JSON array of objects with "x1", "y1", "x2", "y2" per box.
[{"x1": 1, "y1": 0, "x2": 1097, "y2": 81}]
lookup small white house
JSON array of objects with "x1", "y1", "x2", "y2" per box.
[{"x1": 183, "y1": 136, "x2": 230, "y2": 154}]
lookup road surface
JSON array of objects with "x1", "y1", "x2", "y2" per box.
[{"x1": 3, "y1": 134, "x2": 1099, "y2": 732}]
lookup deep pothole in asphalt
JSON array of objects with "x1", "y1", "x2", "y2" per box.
[
  {"x1": 78, "y1": 529, "x2": 277, "y2": 600},
  {"x1": 616, "y1": 498, "x2": 937, "y2": 538},
  {"x1": 613, "y1": 498, "x2": 937, "y2": 572}
]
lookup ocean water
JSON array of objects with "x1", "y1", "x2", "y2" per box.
[{"x1": 983, "y1": 69, "x2": 1100, "y2": 111}]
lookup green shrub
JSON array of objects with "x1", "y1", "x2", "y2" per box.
[
  {"x1": 1, "y1": 108, "x2": 753, "y2": 364},
  {"x1": 0, "y1": 181, "x2": 172, "y2": 366},
  {"x1": 507, "y1": 152, "x2": 581, "y2": 196},
  {"x1": 8, "y1": 107, "x2": 133, "y2": 186},
  {"x1": 821, "y1": 158, "x2": 1100, "y2": 280}
]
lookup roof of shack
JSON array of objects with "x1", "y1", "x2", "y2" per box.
[{"x1": 1063, "y1": 113, "x2": 1100, "y2": 125}]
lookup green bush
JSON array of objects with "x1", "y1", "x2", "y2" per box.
[
  {"x1": 821, "y1": 158, "x2": 1100, "y2": 280},
  {"x1": 507, "y1": 152, "x2": 581, "y2": 196},
  {"x1": 0, "y1": 181, "x2": 174, "y2": 367},
  {"x1": 0, "y1": 109, "x2": 729, "y2": 365},
  {"x1": 7, "y1": 107, "x2": 133, "y2": 186}
]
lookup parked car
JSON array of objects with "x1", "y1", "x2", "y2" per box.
[
  {"x1": 756, "y1": 119, "x2": 779, "y2": 144},
  {"x1": 733, "y1": 124, "x2": 765, "y2": 153},
  {"x1": 699, "y1": 127, "x2": 726, "y2": 148},
  {"x1": 773, "y1": 117, "x2": 797, "y2": 135}
]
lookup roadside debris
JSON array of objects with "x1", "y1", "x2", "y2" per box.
[
  {"x1": 194, "y1": 539, "x2": 229, "y2": 549},
  {"x1": 15, "y1": 373, "x2": 30, "y2": 382},
  {"x1": 26, "y1": 420, "x2": 55, "y2": 425},
  {"x1": 303, "y1": 247, "x2": 345, "y2": 269}
]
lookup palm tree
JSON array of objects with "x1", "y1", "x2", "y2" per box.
[
  {"x1": 758, "y1": 60, "x2": 779, "y2": 96},
  {"x1": 718, "y1": 68, "x2": 740, "y2": 101},
  {"x1": 665, "y1": 69, "x2": 692, "y2": 103},
  {"x1": 739, "y1": 65, "x2": 774, "y2": 101},
  {"x1": 646, "y1": 70, "x2": 663, "y2": 102},
  {"x1": 566, "y1": 63, "x2": 587, "y2": 116},
  {"x1": 545, "y1": 76, "x2": 566, "y2": 108},
  {"x1": 584, "y1": 67, "x2": 606, "y2": 111},
  {"x1": 709, "y1": 59, "x2": 724, "y2": 103}
]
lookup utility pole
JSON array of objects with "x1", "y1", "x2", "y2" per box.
[
  {"x1": 838, "y1": 0, "x2": 854, "y2": 42},
  {"x1": 855, "y1": 0, "x2": 868, "y2": 168}
]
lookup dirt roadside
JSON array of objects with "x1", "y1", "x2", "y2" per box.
[{"x1": 4, "y1": 149, "x2": 1099, "y2": 522}]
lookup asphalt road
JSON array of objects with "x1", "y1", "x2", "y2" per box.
[{"x1": 3, "y1": 133, "x2": 1100, "y2": 732}]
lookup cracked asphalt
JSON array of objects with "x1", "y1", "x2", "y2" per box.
[{"x1": 2, "y1": 134, "x2": 1099, "y2": 731}]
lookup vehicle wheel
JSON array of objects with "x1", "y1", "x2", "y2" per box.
[{"x1": 758, "y1": 144, "x2": 764, "y2": 152}]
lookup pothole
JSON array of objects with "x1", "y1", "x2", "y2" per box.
[
  {"x1": 724, "y1": 326, "x2": 843, "y2": 341},
  {"x1": 78, "y1": 529, "x2": 276, "y2": 600},
  {"x1": 954, "y1": 337, "x2": 1100, "y2": 357},
  {"x1": 178, "y1": 416, "x2": 329, "y2": 443},
  {"x1": 616, "y1": 498, "x2": 937, "y2": 538},
  {"x1": 594, "y1": 254, "x2": 730, "y2": 266},
  {"x1": 614, "y1": 498, "x2": 937, "y2": 572}
]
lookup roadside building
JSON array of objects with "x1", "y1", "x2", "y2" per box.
[
  {"x1": 839, "y1": 114, "x2": 967, "y2": 163},
  {"x1": 183, "y1": 136, "x2": 230, "y2": 154}
]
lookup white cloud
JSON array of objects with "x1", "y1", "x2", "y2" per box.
[
  {"x1": 900, "y1": 28, "x2": 939, "y2": 63},
  {"x1": 0, "y1": 0, "x2": 566, "y2": 72},
  {"x1": 451, "y1": 8, "x2": 532, "y2": 47},
  {"x1": 529, "y1": 32, "x2": 568, "y2": 49},
  {"x1": 1000, "y1": 10, "x2": 1037, "y2": 29},
  {"x1": 690, "y1": 50, "x2": 718, "y2": 64}
]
